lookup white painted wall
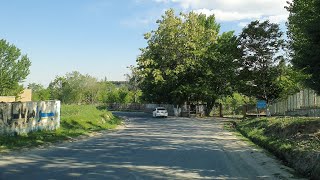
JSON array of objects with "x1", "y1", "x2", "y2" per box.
[{"x1": 0, "y1": 100, "x2": 60, "y2": 135}]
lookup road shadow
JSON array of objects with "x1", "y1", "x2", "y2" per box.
[{"x1": 0, "y1": 112, "x2": 300, "y2": 179}]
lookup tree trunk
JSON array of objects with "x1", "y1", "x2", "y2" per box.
[
  {"x1": 205, "y1": 101, "x2": 214, "y2": 116},
  {"x1": 219, "y1": 103, "x2": 223, "y2": 117}
]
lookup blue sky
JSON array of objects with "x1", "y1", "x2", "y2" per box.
[{"x1": 0, "y1": 0, "x2": 290, "y2": 86}]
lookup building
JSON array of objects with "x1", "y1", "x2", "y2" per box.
[{"x1": 0, "y1": 89, "x2": 32, "y2": 102}]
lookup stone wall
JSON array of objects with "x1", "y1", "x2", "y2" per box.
[{"x1": 0, "y1": 100, "x2": 60, "y2": 135}]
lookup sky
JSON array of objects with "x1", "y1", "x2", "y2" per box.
[{"x1": 0, "y1": 0, "x2": 291, "y2": 87}]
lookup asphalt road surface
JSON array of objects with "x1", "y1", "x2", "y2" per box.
[{"x1": 0, "y1": 112, "x2": 302, "y2": 179}]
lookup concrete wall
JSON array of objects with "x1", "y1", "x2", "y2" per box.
[
  {"x1": 108, "y1": 103, "x2": 177, "y2": 116},
  {"x1": 107, "y1": 103, "x2": 206, "y2": 117},
  {"x1": 0, "y1": 100, "x2": 60, "y2": 135},
  {"x1": 269, "y1": 89, "x2": 320, "y2": 116},
  {"x1": 144, "y1": 104, "x2": 175, "y2": 116},
  {"x1": 285, "y1": 108, "x2": 320, "y2": 117}
]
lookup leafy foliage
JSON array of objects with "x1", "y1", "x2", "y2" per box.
[
  {"x1": 0, "y1": 39, "x2": 31, "y2": 96},
  {"x1": 217, "y1": 93, "x2": 253, "y2": 115},
  {"x1": 286, "y1": 0, "x2": 320, "y2": 94},
  {"x1": 47, "y1": 71, "x2": 137, "y2": 104},
  {"x1": 237, "y1": 20, "x2": 285, "y2": 102},
  {"x1": 137, "y1": 9, "x2": 240, "y2": 111},
  {"x1": 125, "y1": 65, "x2": 142, "y2": 103},
  {"x1": 275, "y1": 59, "x2": 308, "y2": 99},
  {"x1": 28, "y1": 83, "x2": 50, "y2": 101}
]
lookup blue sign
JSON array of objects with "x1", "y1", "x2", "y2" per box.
[
  {"x1": 40, "y1": 112, "x2": 55, "y2": 117},
  {"x1": 257, "y1": 100, "x2": 267, "y2": 109},
  {"x1": 38, "y1": 110, "x2": 55, "y2": 122}
]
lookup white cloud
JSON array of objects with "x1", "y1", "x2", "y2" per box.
[
  {"x1": 120, "y1": 8, "x2": 167, "y2": 28},
  {"x1": 266, "y1": 14, "x2": 289, "y2": 24},
  {"x1": 154, "y1": 0, "x2": 169, "y2": 3},
  {"x1": 120, "y1": 17, "x2": 155, "y2": 28},
  {"x1": 194, "y1": 9, "x2": 261, "y2": 21},
  {"x1": 238, "y1": 22, "x2": 250, "y2": 28},
  {"x1": 154, "y1": 0, "x2": 292, "y2": 23}
]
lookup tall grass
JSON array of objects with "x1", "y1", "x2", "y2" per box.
[{"x1": 233, "y1": 117, "x2": 320, "y2": 178}]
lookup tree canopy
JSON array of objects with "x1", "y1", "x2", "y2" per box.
[
  {"x1": 0, "y1": 39, "x2": 31, "y2": 96},
  {"x1": 47, "y1": 71, "x2": 138, "y2": 104},
  {"x1": 136, "y1": 9, "x2": 240, "y2": 111},
  {"x1": 237, "y1": 20, "x2": 285, "y2": 102},
  {"x1": 286, "y1": 0, "x2": 320, "y2": 93},
  {"x1": 28, "y1": 83, "x2": 50, "y2": 101}
]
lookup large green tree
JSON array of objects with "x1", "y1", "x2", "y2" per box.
[
  {"x1": 286, "y1": 0, "x2": 320, "y2": 93},
  {"x1": 237, "y1": 20, "x2": 285, "y2": 102},
  {"x1": 0, "y1": 39, "x2": 31, "y2": 96},
  {"x1": 137, "y1": 9, "x2": 239, "y2": 112},
  {"x1": 202, "y1": 31, "x2": 241, "y2": 112}
]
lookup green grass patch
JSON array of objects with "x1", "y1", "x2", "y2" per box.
[
  {"x1": 232, "y1": 117, "x2": 320, "y2": 178},
  {"x1": 0, "y1": 104, "x2": 122, "y2": 153}
]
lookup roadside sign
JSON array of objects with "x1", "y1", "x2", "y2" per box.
[{"x1": 257, "y1": 100, "x2": 267, "y2": 109}]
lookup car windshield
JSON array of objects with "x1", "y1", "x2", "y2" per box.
[{"x1": 157, "y1": 108, "x2": 166, "y2": 110}]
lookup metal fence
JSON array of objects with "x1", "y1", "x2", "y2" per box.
[{"x1": 269, "y1": 89, "x2": 320, "y2": 116}]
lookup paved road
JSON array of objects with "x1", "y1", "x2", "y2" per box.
[{"x1": 0, "y1": 112, "x2": 301, "y2": 179}]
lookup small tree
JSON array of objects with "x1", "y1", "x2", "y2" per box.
[
  {"x1": 0, "y1": 39, "x2": 31, "y2": 96},
  {"x1": 125, "y1": 65, "x2": 141, "y2": 103},
  {"x1": 48, "y1": 76, "x2": 66, "y2": 101}
]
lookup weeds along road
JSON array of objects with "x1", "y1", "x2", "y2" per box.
[{"x1": 0, "y1": 112, "x2": 303, "y2": 179}]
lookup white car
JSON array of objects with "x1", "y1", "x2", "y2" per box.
[{"x1": 153, "y1": 107, "x2": 168, "y2": 118}]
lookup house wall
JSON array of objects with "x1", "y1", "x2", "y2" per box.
[
  {"x1": 17, "y1": 89, "x2": 32, "y2": 102},
  {"x1": 0, "y1": 96, "x2": 15, "y2": 102},
  {"x1": 0, "y1": 89, "x2": 32, "y2": 103}
]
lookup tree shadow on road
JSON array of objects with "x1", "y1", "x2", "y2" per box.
[{"x1": 0, "y1": 112, "x2": 300, "y2": 179}]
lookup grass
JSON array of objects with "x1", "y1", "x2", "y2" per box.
[
  {"x1": 237, "y1": 117, "x2": 320, "y2": 152},
  {"x1": 226, "y1": 117, "x2": 320, "y2": 179},
  {"x1": 0, "y1": 104, "x2": 122, "y2": 153},
  {"x1": 223, "y1": 120, "x2": 262, "y2": 148}
]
